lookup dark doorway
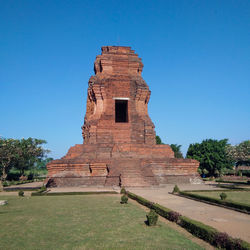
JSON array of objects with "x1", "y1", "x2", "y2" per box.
[{"x1": 115, "y1": 100, "x2": 128, "y2": 123}]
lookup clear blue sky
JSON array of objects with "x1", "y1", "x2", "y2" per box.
[{"x1": 1, "y1": 0, "x2": 249, "y2": 158}]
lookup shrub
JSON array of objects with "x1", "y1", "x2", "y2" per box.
[
  {"x1": 40, "y1": 185, "x2": 46, "y2": 192},
  {"x1": 214, "y1": 232, "x2": 230, "y2": 249},
  {"x1": 168, "y1": 211, "x2": 181, "y2": 223},
  {"x1": 6, "y1": 172, "x2": 21, "y2": 181},
  {"x1": 179, "y1": 216, "x2": 217, "y2": 244},
  {"x1": 172, "y1": 185, "x2": 180, "y2": 194},
  {"x1": 35, "y1": 185, "x2": 47, "y2": 194},
  {"x1": 127, "y1": 192, "x2": 153, "y2": 208},
  {"x1": 146, "y1": 209, "x2": 158, "y2": 226},
  {"x1": 120, "y1": 187, "x2": 126, "y2": 194},
  {"x1": 27, "y1": 173, "x2": 34, "y2": 180},
  {"x1": 121, "y1": 195, "x2": 128, "y2": 204},
  {"x1": 18, "y1": 190, "x2": 24, "y2": 197},
  {"x1": 220, "y1": 192, "x2": 227, "y2": 200},
  {"x1": 3, "y1": 181, "x2": 9, "y2": 187}
]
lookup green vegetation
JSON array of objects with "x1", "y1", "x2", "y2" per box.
[
  {"x1": 156, "y1": 135, "x2": 163, "y2": 145},
  {"x1": 188, "y1": 191, "x2": 250, "y2": 206},
  {"x1": 127, "y1": 191, "x2": 250, "y2": 249},
  {"x1": 170, "y1": 144, "x2": 184, "y2": 158},
  {"x1": 146, "y1": 209, "x2": 158, "y2": 226},
  {"x1": 173, "y1": 184, "x2": 180, "y2": 193},
  {"x1": 0, "y1": 137, "x2": 50, "y2": 189},
  {"x1": 226, "y1": 140, "x2": 250, "y2": 167},
  {"x1": 120, "y1": 194, "x2": 128, "y2": 204},
  {"x1": 18, "y1": 190, "x2": 24, "y2": 197},
  {"x1": 155, "y1": 136, "x2": 184, "y2": 158},
  {"x1": 179, "y1": 190, "x2": 250, "y2": 213},
  {"x1": 31, "y1": 191, "x2": 117, "y2": 196},
  {"x1": 0, "y1": 195, "x2": 203, "y2": 250},
  {"x1": 186, "y1": 139, "x2": 233, "y2": 177},
  {"x1": 120, "y1": 187, "x2": 126, "y2": 194},
  {"x1": 220, "y1": 192, "x2": 227, "y2": 200}
]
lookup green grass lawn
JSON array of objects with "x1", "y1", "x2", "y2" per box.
[
  {"x1": 189, "y1": 191, "x2": 250, "y2": 205},
  {"x1": 0, "y1": 195, "x2": 204, "y2": 250}
]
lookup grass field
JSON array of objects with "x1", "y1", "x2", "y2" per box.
[
  {"x1": 189, "y1": 191, "x2": 250, "y2": 205},
  {"x1": 0, "y1": 195, "x2": 204, "y2": 250}
]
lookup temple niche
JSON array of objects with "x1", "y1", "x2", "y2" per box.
[{"x1": 46, "y1": 46, "x2": 199, "y2": 187}]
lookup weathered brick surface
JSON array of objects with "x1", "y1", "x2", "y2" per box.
[{"x1": 46, "y1": 46, "x2": 199, "y2": 187}]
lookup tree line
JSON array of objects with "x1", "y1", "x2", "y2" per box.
[
  {"x1": 0, "y1": 137, "x2": 51, "y2": 188},
  {"x1": 156, "y1": 136, "x2": 250, "y2": 177}
]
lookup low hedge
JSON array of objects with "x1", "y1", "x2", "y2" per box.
[
  {"x1": 216, "y1": 184, "x2": 247, "y2": 190},
  {"x1": 127, "y1": 191, "x2": 250, "y2": 249},
  {"x1": 216, "y1": 179, "x2": 249, "y2": 185},
  {"x1": 127, "y1": 192, "x2": 154, "y2": 208},
  {"x1": 31, "y1": 191, "x2": 117, "y2": 196},
  {"x1": 3, "y1": 180, "x2": 34, "y2": 187},
  {"x1": 184, "y1": 188, "x2": 250, "y2": 192},
  {"x1": 179, "y1": 216, "x2": 217, "y2": 244},
  {"x1": 179, "y1": 191, "x2": 250, "y2": 213},
  {"x1": 4, "y1": 188, "x2": 40, "y2": 192}
]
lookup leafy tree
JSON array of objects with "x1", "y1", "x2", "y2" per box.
[
  {"x1": 170, "y1": 144, "x2": 183, "y2": 158},
  {"x1": 0, "y1": 137, "x2": 49, "y2": 189},
  {"x1": 186, "y1": 139, "x2": 233, "y2": 177},
  {"x1": 0, "y1": 138, "x2": 19, "y2": 189},
  {"x1": 226, "y1": 140, "x2": 250, "y2": 166},
  {"x1": 35, "y1": 157, "x2": 54, "y2": 170},
  {"x1": 14, "y1": 138, "x2": 50, "y2": 175},
  {"x1": 156, "y1": 135, "x2": 163, "y2": 145}
]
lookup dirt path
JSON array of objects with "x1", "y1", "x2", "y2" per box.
[{"x1": 128, "y1": 184, "x2": 250, "y2": 243}]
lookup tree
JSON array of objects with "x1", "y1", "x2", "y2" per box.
[
  {"x1": 170, "y1": 144, "x2": 183, "y2": 158},
  {"x1": 226, "y1": 140, "x2": 250, "y2": 166},
  {"x1": 35, "y1": 157, "x2": 54, "y2": 170},
  {"x1": 0, "y1": 137, "x2": 50, "y2": 189},
  {"x1": 14, "y1": 138, "x2": 50, "y2": 175},
  {"x1": 156, "y1": 135, "x2": 163, "y2": 145},
  {"x1": 0, "y1": 138, "x2": 19, "y2": 189},
  {"x1": 186, "y1": 139, "x2": 233, "y2": 177}
]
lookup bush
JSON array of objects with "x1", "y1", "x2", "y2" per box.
[
  {"x1": 18, "y1": 190, "x2": 24, "y2": 197},
  {"x1": 179, "y1": 216, "x2": 217, "y2": 244},
  {"x1": 127, "y1": 192, "x2": 153, "y2": 208},
  {"x1": 120, "y1": 187, "x2": 126, "y2": 194},
  {"x1": 146, "y1": 209, "x2": 158, "y2": 226},
  {"x1": 6, "y1": 172, "x2": 21, "y2": 181},
  {"x1": 214, "y1": 232, "x2": 230, "y2": 249},
  {"x1": 172, "y1": 185, "x2": 180, "y2": 194},
  {"x1": 121, "y1": 195, "x2": 128, "y2": 204},
  {"x1": 36, "y1": 185, "x2": 47, "y2": 194},
  {"x1": 27, "y1": 173, "x2": 34, "y2": 180},
  {"x1": 168, "y1": 211, "x2": 181, "y2": 223},
  {"x1": 220, "y1": 192, "x2": 227, "y2": 200},
  {"x1": 3, "y1": 181, "x2": 9, "y2": 187}
]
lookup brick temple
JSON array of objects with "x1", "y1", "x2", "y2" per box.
[{"x1": 46, "y1": 46, "x2": 199, "y2": 187}]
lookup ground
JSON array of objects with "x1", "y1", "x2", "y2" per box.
[{"x1": 0, "y1": 194, "x2": 204, "y2": 250}]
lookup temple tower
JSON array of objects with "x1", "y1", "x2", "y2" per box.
[
  {"x1": 82, "y1": 46, "x2": 155, "y2": 145},
  {"x1": 46, "y1": 46, "x2": 199, "y2": 187}
]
